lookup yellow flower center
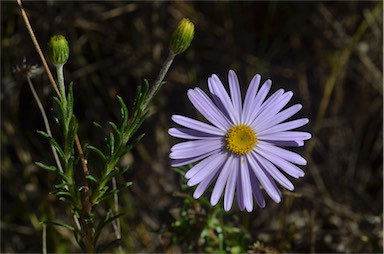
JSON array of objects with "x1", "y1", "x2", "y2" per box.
[{"x1": 225, "y1": 125, "x2": 257, "y2": 155}]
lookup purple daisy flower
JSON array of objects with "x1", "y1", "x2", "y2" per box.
[{"x1": 169, "y1": 70, "x2": 311, "y2": 212}]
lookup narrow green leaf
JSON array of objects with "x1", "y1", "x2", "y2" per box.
[
  {"x1": 132, "y1": 80, "x2": 149, "y2": 115},
  {"x1": 94, "y1": 212, "x2": 125, "y2": 244},
  {"x1": 86, "y1": 175, "x2": 99, "y2": 183},
  {"x1": 143, "y1": 79, "x2": 150, "y2": 95},
  {"x1": 67, "y1": 115, "x2": 78, "y2": 147},
  {"x1": 57, "y1": 171, "x2": 72, "y2": 184},
  {"x1": 96, "y1": 182, "x2": 132, "y2": 203},
  {"x1": 117, "y1": 95, "x2": 128, "y2": 120},
  {"x1": 48, "y1": 138, "x2": 66, "y2": 163},
  {"x1": 56, "y1": 191, "x2": 73, "y2": 199},
  {"x1": 43, "y1": 220, "x2": 75, "y2": 231},
  {"x1": 54, "y1": 182, "x2": 70, "y2": 189},
  {"x1": 141, "y1": 79, "x2": 150, "y2": 98},
  {"x1": 100, "y1": 168, "x2": 119, "y2": 187},
  {"x1": 95, "y1": 186, "x2": 109, "y2": 203},
  {"x1": 108, "y1": 132, "x2": 115, "y2": 155},
  {"x1": 135, "y1": 83, "x2": 143, "y2": 103},
  {"x1": 36, "y1": 130, "x2": 50, "y2": 138},
  {"x1": 93, "y1": 121, "x2": 103, "y2": 130},
  {"x1": 35, "y1": 162, "x2": 57, "y2": 172},
  {"x1": 53, "y1": 96, "x2": 65, "y2": 122},
  {"x1": 134, "y1": 133, "x2": 145, "y2": 146},
  {"x1": 109, "y1": 122, "x2": 120, "y2": 136},
  {"x1": 116, "y1": 96, "x2": 129, "y2": 133},
  {"x1": 87, "y1": 145, "x2": 106, "y2": 162},
  {"x1": 120, "y1": 166, "x2": 130, "y2": 174}
]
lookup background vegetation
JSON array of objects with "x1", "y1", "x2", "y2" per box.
[{"x1": 1, "y1": 1, "x2": 382, "y2": 253}]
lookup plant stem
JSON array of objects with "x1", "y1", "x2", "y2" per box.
[
  {"x1": 111, "y1": 177, "x2": 123, "y2": 252},
  {"x1": 145, "y1": 51, "x2": 176, "y2": 105},
  {"x1": 56, "y1": 64, "x2": 67, "y2": 108},
  {"x1": 54, "y1": 47, "x2": 94, "y2": 253},
  {"x1": 42, "y1": 224, "x2": 47, "y2": 254}
]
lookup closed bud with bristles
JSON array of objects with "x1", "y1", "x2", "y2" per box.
[
  {"x1": 169, "y1": 18, "x2": 194, "y2": 55},
  {"x1": 48, "y1": 35, "x2": 69, "y2": 66}
]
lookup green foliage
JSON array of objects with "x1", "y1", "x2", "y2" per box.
[
  {"x1": 19, "y1": 9, "x2": 191, "y2": 251},
  {"x1": 89, "y1": 80, "x2": 149, "y2": 207},
  {"x1": 167, "y1": 198, "x2": 248, "y2": 253},
  {"x1": 164, "y1": 167, "x2": 248, "y2": 253},
  {"x1": 36, "y1": 50, "x2": 176, "y2": 252}
]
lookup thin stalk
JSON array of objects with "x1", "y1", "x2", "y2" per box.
[
  {"x1": 42, "y1": 224, "x2": 47, "y2": 254},
  {"x1": 111, "y1": 177, "x2": 123, "y2": 253},
  {"x1": 56, "y1": 64, "x2": 67, "y2": 108},
  {"x1": 55, "y1": 58, "x2": 94, "y2": 252},
  {"x1": 145, "y1": 51, "x2": 176, "y2": 104}
]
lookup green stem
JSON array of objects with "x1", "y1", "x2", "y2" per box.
[
  {"x1": 145, "y1": 51, "x2": 176, "y2": 105},
  {"x1": 55, "y1": 63, "x2": 95, "y2": 252},
  {"x1": 56, "y1": 64, "x2": 67, "y2": 107}
]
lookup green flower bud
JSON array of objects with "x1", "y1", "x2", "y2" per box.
[
  {"x1": 48, "y1": 35, "x2": 69, "y2": 66},
  {"x1": 169, "y1": 18, "x2": 194, "y2": 55}
]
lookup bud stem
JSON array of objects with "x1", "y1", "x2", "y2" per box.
[
  {"x1": 145, "y1": 51, "x2": 176, "y2": 105},
  {"x1": 56, "y1": 64, "x2": 67, "y2": 107}
]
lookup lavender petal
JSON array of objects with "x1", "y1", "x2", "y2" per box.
[
  {"x1": 208, "y1": 74, "x2": 238, "y2": 124},
  {"x1": 172, "y1": 115, "x2": 225, "y2": 136},
  {"x1": 258, "y1": 118, "x2": 309, "y2": 135},
  {"x1": 242, "y1": 74, "x2": 261, "y2": 123},
  {"x1": 257, "y1": 141, "x2": 307, "y2": 165},
  {"x1": 210, "y1": 155, "x2": 234, "y2": 206},
  {"x1": 187, "y1": 151, "x2": 226, "y2": 186},
  {"x1": 228, "y1": 70, "x2": 242, "y2": 123},
  {"x1": 170, "y1": 139, "x2": 222, "y2": 159},
  {"x1": 188, "y1": 88, "x2": 231, "y2": 130},
  {"x1": 224, "y1": 157, "x2": 239, "y2": 211},
  {"x1": 255, "y1": 146, "x2": 305, "y2": 178}
]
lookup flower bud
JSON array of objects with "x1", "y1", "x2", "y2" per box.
[
  {"x1": 169, "y1": 18, "x2": 194, "y2": 55},
  {"x1": 48, "y1": 35, "x2": 69, "y2": 66}
]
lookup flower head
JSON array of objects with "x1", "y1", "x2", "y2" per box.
[
  {"x1": 169, "y1": 18, "x2": 195, "y2": 55},
  {"x1": 169, "y1": 70, "x2": 311, "y2": 212},
  {"x1": 48, "y1": 34, "x2": 69, "y2": 66}
]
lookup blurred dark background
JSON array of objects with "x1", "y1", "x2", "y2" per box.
[{"x1": 1, "y1": 1, "x2": 383, "y2": 253}]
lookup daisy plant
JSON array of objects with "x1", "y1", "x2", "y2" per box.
[{"x1": 169, "y1": 70, "x2": 311, "y2": 212}]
